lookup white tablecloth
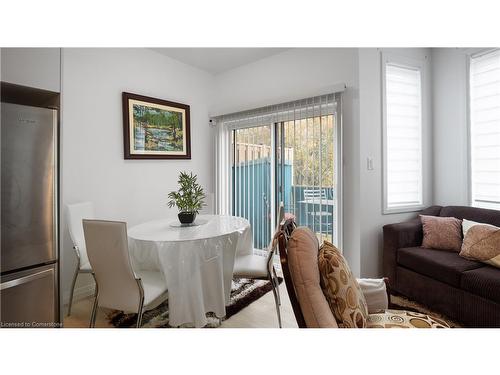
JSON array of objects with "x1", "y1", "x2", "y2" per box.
[{"x1": 127, "y1": 215, "x2": 252, "y2": 327}]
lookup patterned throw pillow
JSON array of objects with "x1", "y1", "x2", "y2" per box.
[
  {"x1": 367, "y1": 310, "x2": 449, "y2": 328},
  {"x1": 460, "y1": 221, "x2": 500, "y2": 268},
  {"x1": 318, "y1": 241, "x2": 368, "y2": 328},
  {"x1": 420, "y1": 215, "x2": 463, "y2": 251}
]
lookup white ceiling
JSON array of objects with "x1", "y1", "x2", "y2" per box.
[{"x1": 151, "y1": 48, "x2": 288, "y2": 75}]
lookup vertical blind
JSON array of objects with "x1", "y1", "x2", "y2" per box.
[
  {"x1": 470, "y1": 49, "x2": 500, "y2": 210},
  {"x1": 384, "y1": 63, "x2": 423, "y2": 210},
  {"x1": 213, "y1": 94, "x2": 338, "y2": 212},
  {"x1": 213, "y1": 92, "x2": 342, "y2": 248}
]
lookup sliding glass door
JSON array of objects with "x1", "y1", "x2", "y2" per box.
[
  {"x1": 230, "y1": 93, "x2": 341, "y2": 251},
  {"x1": 277, "y1": 112, "x2": 339, "y2": 245}
]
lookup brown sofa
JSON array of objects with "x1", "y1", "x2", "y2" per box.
[{"x1": 383, "y1": 205, "x2": 500, "y2": 327}]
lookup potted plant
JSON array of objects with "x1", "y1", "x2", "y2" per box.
[{"x1": 168, "y1": 171, "x2": 206, "y2": 224}]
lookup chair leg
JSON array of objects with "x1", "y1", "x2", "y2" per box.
[
  {"x1": 135, "y1": 278, "x2": 145, "y2": 328},
  {"x1": 90, "y1": 294, "x2": 98, "y2": 328},
  {"x1": 67, "y1": 267, "x2": 79, "y2": 317},
  {"x1": 272, "y1": 266, "x2": 281, "y2": 306},
  {"x1": 89, "y1": 273, "x2": 99, "y2": 328},
  {"x1": 136, "y1": 302, "x2": 144, "y2": 328},
  {"x1": 268, "y1": 272, "x2": 282, "y2": 328}
]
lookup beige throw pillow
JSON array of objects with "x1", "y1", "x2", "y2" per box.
[
  {"x1": 460, "y1": 221, "x2": 500, "y2": 268},
  {"x1": 318, "y1": 241, "x2": 368, "y2": 328},
  {"x1": 287, "y1": 227, "x2": 339, "y2": 328},
  {"x1": 420, "y1": 215, "x2": 463, "y2": 251}
]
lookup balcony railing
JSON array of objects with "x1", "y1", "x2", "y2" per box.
[{"x1": 233, "y1": 154, "x2": 335, "y2": 249}]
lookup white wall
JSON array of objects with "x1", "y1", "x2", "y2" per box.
[
  {"x1": 60, "y1": 48, "x2": 214, "y2": 303},
  {"x1": 432, "y1": 48, "x2": 470, "y2": 206},
  {"x1": 1, "y1": 48, "x2": 61, "y2": 91},
  {"x1": 358, "y1": 48, "x2": 433, "y2": 277},
  {"x1": 212, "y1": 48, "x2": 362, "y2": 276}
]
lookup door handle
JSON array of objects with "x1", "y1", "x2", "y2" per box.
[{"x1": 0, "y1": 268, "x2": 53, "y2": 290}]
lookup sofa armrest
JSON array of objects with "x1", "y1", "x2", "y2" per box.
[
  {"x1": 358, "y1": 278, "x2": 388, "y2": 313},
  {"x1": 383, "y1": 219, "x2": 423, "y2": 289}
]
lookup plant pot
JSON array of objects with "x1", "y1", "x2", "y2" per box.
[{"x1": 178, "y1": 211, "x2": 196, "y2": 224}]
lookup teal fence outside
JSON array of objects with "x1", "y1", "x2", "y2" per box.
[{"x1": 233, "y1": 158, "x2": 334, "y2": 249}]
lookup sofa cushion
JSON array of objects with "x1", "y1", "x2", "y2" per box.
[
  {"x1": 440, "y1": 206, "x2": 500, "y2": 228},
  {"x1": 397, "y1": 247, "x2": 484, "y2": 287},
  {"x1": 287, "y1": 227, "x2": 338, "y2": 328},
  {"x1": 420, "y1": 205, "x2": 443, "y2": 217},
  {"x1": 461, "y1": 266, "x2": 500, "y2": 304}
]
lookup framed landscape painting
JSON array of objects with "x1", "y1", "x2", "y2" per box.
[{"x1": 122, "y1": 92, "x2": 191, "y2": 159}]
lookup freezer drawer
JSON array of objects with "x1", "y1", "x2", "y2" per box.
[{"x1": 1, "y1": 264, "x2": 59, "y2": 328}]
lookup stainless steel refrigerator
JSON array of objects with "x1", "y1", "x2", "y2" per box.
[{"x1": 1, "y1": 101, "x2": 59, "y2": 327}]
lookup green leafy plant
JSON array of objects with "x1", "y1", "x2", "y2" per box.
[{"x1": 167, "y1": 171, "x2": 205, "y2": 213}]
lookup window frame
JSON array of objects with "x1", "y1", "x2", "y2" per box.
[
  {"x1": 382, "y1": 52, "x2": 426, "y2": 214},
  {"x1": 467, "y1": 48, "x2": 500, "y2": 209}
]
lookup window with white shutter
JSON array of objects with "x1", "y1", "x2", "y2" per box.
[
  {"x1": 383, "y1": 59, "x2": 424, "y2": 213},
  {"x1": 470, "y1": 49, "x2": 500, "y2": 210}
]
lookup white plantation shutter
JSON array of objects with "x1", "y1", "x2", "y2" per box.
[
  {"x1": 383, "y1": 63, "x2": 423, "y2": 211},
  {"x1": 470, "y1": 49, "x2": 500, "y2": 210}
]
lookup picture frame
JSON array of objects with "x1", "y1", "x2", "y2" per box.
[{"x1": 122, "y1": 92, "x2": 191, "y2": 159}]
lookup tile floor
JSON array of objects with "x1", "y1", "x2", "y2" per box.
[{"x1": 64, "y1": 282, "x2": 298, "y2": 328}]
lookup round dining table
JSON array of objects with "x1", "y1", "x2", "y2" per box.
[{"x1": 127, "y1": 214, "x2": 252, "y2": 327}]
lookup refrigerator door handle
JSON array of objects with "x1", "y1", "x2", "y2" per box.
[{"x1": 0, "y1": 269, "x2": 53, "y2": 290}]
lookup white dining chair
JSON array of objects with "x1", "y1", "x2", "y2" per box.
[
  {"x1": 232, "y1": 203, "x2": 285, "y2": 327},
  {"x1": 83, "y1": 219, "x2": 168, "y2": 328},
  {"x1": 66, "y1": 202, "x2": 95, "y2": 316}
]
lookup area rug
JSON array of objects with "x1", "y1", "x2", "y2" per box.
[
  {"x1": 390, "y1": 295, "x2": 462, "y2": 328},
  {"x1": 107, "y1": 277, "x2": 282, "y2": 328}
]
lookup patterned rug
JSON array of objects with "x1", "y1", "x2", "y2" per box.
[
  {"x1": 107, "y1": 277, "x2": 282, "y2": 328},
  {"x1": 390, "y1": 294, "x2": 462, "y2": 328}
]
